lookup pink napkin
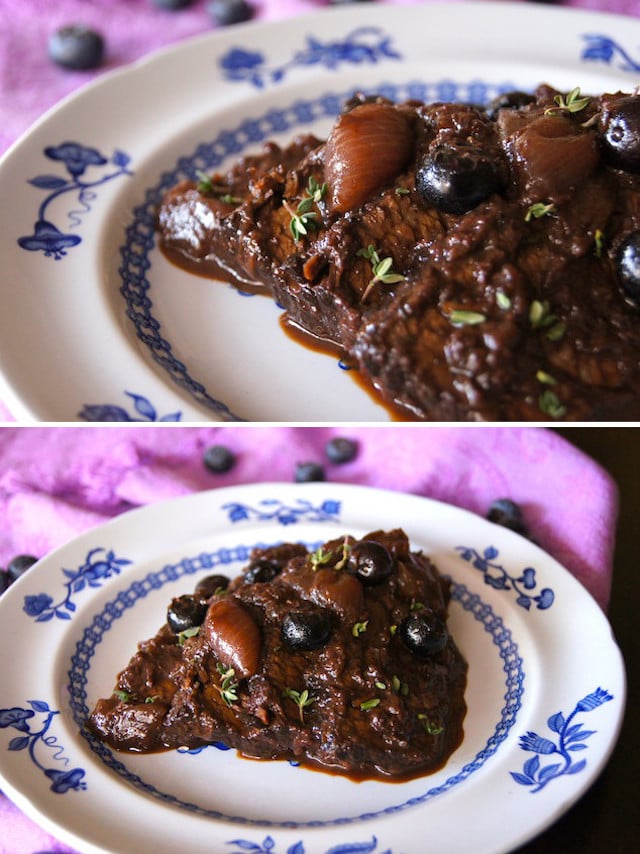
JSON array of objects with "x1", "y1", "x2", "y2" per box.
[{"x1": 0, "y1": 425, "x2": 618, "y2": 853}]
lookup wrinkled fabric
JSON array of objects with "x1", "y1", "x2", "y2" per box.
[{"x1": 0, "y1": 425, "x2": 618, "y2": 853}]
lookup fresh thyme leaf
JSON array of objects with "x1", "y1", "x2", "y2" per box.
[
  {"x1": 195, "y1": 170, "x2": 239, "y2": 203},
  {"x1": 409, "y1": 599, "x2": 424, "y2": 611},
  {"x1": 536, "y1": 370, "x2": 557, "y2": 385},
  {"x1": 310, "y1": 546, "x2": 334, "y2": 570},
  {"x1": 418, "y1": 713, "x2": 444, "y2": 735},
  {"x1": 529, "y1": 300, "x2": 557, "y2": 329},
  {"x1": 114, "y1": 689, "x2": 131, "y2": 703},
  {"x1": 546, "y1": 321, "x2": 566, "y2": 342},
  {"x1": 395, "y1": 187, "x2": 410, "y2": 195},
  {"x1": 333, "y1": 537, "x2": 351, "y2": 571},
  {"x1": 215, "y1": 663, "x2": 239, "y2": 706},
  {"x1": 375, "y1": 681, "x2": 387, "y2": 690},
  {"x1": 144, "y1": 695, "x2": 160, "y2": 704},
  {"x1": 220, "y1": 193, "x2": 241, "y2": 205},
  {"x1": 392, "y1": 675, "x2": 409, "y2": 697},
  {"x1": 545, "y1": 86, "x2": 591, "y2": 116},
  {"x1": 352, "y1": 620, "x2": 369, "y2": 637},
  {"x1": 539, "y1": 389, "x2": 567, "y2": 419},
  {"x1": 496, "y1": 290, "x2": 512, "y2": 310},
  {"x1": 283, "y1": 687, "x2": 315, "y2": 723},
  {"x1": 357, "y1": 243, "x2": 405, "y2": 301},
  {"x1": 594, "y1": 228, "x2": 605, "y2": 258},
  {"x1": 525, "y1": 202, "x2": 556, "y2": 222},
  {"x1": 286, "y1": 177, "x2": 327, "y2": 242},
  {"x1": 196, "y1": 169, "x2": 214, "y2": 194},
  {"x1": 178, "y1": 625, "x2": 200, "y2": 646},
  {"x1": 307, "y1": 176, "x2": 327, "y2": 203},
  {"x1": 449, "y1": 309, "x2": 486, "y2": 326},
  {"x1": 359, "y1": 698, "x2": 381, "y2": 711}
]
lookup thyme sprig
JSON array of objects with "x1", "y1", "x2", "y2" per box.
[
  {"x1": 195, "y1": 170, "x2": 240, "y2": 204},
  {"x1": 215, "y1": 663, "x2": 239, "y2": 706},
  {"x1": 357, "y1": 244, "x2": 406, "y2": 301},
  {"x1": 525, "y1": 202, "x2": 555, "y2": 222},
  {"x1": 283, "y1": 687, "x2": 315, "y2": 723},
  {"x1": 545, "y1": 87, "x2": 590, "y2": 117},
  {"x1": 286, "y1": 176, "x2": 327, "y2": 242},
  {"x1": 418, "y1": 713, "x2": 444, "y2": 735}
]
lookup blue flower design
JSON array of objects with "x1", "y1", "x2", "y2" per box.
[
  {"x1": 78, "y1": 391, "x2": 182, "y2": 422},
  {"x1": 219, "y1": 27, "x2": 401, "y2": 88},
  {"x1": 511, "y1": 688, "x2": 613, "y2": 792},
  {"x1": 23, "y1": 547, "x2": 131, "y2": 623},
  {"x1": 221, "y1": 498, "x2": 342, "y2": 525},
  {"x1": 225, "y1": 835, "x2": 388, "y2": 854},
  {"x1": 44, "y1": 142, "x2": 108, "y2": 177},
  {"x1": 456, "y1": 545, "x2": 554, "y2": 610},
  {"x1": 581, "y1": 33, "x2": 640, "y2": 73},
  {"x1": 0, "y1": 700, "x2": 86, "y2": 795},
  {"x1": 18, "y1": 142, "x2": 132, "y2": 260}
]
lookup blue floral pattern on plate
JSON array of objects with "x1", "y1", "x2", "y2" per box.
[
  {"x1": 582, "y1": 33, "x2": 640, "y2": 72},
  {"x1": 224, "y1": 835, "x2": 389, "y2": 854},
  {"x1": 223, "y1": 498, "x2": 341, "y2": 525},
  {"x1": 18, "y1": 143, "x2": 132, "y2": 260},
  {"x1": 456, "y1": 545, "x2": 554, "y2": 610},
  {"x1": 511, "y1": 688, "x2": 613, "y2": 792},
  {"x1": 78, "y1": 390, "x2": 182, "y2": 422},
  {"x1": 0, "y1": 700, "x2": 86, "y2": 794},
  {"x1": 220, "y1": 27, "x2": 401, "y2": 88},
  {"x1": 23, "y1": 547, "x2": 131, "y2": 623}
]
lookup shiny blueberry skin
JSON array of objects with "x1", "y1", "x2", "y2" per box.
[
  {"x1": 243, "y1": 558, "x2": 281, "y2": 584},
  {"x1": 416, "y1": 145, "x2": 504, "y2": 215},
  {"x1": 294, "y1": 461, "x2": 325, "y2": 483},
  {"x1": 167, "y1": 594, "x2": 208, "y2": 634},
  {"x1": 347, "y1": 541, "x2": 394, "y2": 585},
  {"x1": 326, "y1": 436, "x2": 359, "y2": 464},
  {"x1": 601, "y1": 96, "x2": 640, "y2": 172},
  {"x1": 617, "y1": 231, "x2": 640, "y2": 306},
  {"x1": 207, "y1": 0, "x2": 254, "y2": 26},
  {"x1": 203, "y1": 444, "x2": 236, "y2": 474},
  {"x1": 7, "y1": 554, "x2": 38, "y2": 582},
  {"x1": 485, "y1": 90, "x2": 535, "y2": 120},
  {"x1": 48, "y1": 26, "x2": 104, "y2": 71},
  {"x1": 399, "y1": 612, "x2": 448, "y2": 657},
  {"x1": 282, "y1": 610, "x2": 332, "y2": 651},
  {"x1": 487, "y1": 499, "x2": 528, "y2": 536},
  {"x1": 195, "y1": 574, "x2": 230, "y2": 598}
]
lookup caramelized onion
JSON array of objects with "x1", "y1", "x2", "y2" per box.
[
  {"x1": 203, "y1": 598, "x2": 261, "y2": 678},
  {"x1": 324, "y1": 103, "x2": 413, "y2": 212}
]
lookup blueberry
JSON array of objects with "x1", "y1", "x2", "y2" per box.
[
  {"x1": 601, "y1": 96, "x2": 640, "y2": 172},
  {"x1": 326, "y1": 436, "x2": 359, "y2": 464},
  {"x1": 195, "y1": 574, "x2": 230, "y2": 598},
  {"x1": 203, "y1": 444, "x2": 236, "y2": 474},
  {"x1": 207, "y1": 0, "x2": 254, "y2": 27},
  {"x1": 487, "y1": 499, "x2": 529, "y2": 535},
  {"x1": 485, "y1": 90, "x2": 535, "y2": 120},
  {"x1": 0, "y1": 570, "x2": 10, "y2": 595},
  {"x1": 282, "y1": 610, "x2": 332, "y2": 651},
  {"x1": 416, "y1": 144, "x2": 504, "y2": 215},
  {"x1": 48, "y1": 25, "x2": 104, "y2": 71},
  {"x1": 7, "y1": 554, "x2": 38, "y2": 582},
  {"x1": 294, "y1": 461, "x2": 325, "y2": 483},
  {"x1": 347, "y1": 541, "x2": 394, "y2": 585},
  {"x1": 616, "y1": 231, "x2": 640, "y2": 306},
  {"x1": 152, "y1": 0, "x2": 196, "y2": 9},
  {"x1": 399, "y1": 612, "x2": 448, "y2": 657},
  {"x1": 167, "y1": 594, "x2": 208, "y2": 635},
  {"x1": 243, "y1": 558, "x2": 281, "y2": 584}
]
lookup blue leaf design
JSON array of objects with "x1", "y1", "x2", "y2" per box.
[
  {"x1": 327, "y1": 838, "x2": 378, "y2": 854},
  {"x1": 29, "y1": 175, "x2": 68, "y2": 189},
  {"x1": 511, "y1": 771, "x2": 534, "y2": 786},
  {"x1": 227, "y1": 841, "x2": 265, "y2": 852},
  {"x1": 523, "y1": 755, "x2": 540, "y2": 778},
  {"x1": 29, "y1": 700, "x2": 50, "y2": 713},
  {"x1": 286, "y1": 844, "x2": 305, "y2": 854},
  {"x1": 127, "y1": 392, "x2": 157, "y2": 421},
  {"x1": 538, "y1": 763, "x2": 562, "y2": 782},
  {"x1": 566, "y1": 759, "x2": 587, "y2": 775},
  {"x1": 483, "y1": 546, "x2": 499, "y2": 560},
  {"x1": 547, "y1": 712, "x2": 565, "y2": 733},
  {"x1": 9, "y1": 735, "x2": 30, "y2": 751}
]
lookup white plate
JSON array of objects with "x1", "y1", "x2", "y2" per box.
[
  {"x1": 2, "y1": 3, "x2": 640, "y2": 421},
  {"x1": 0, "y1": 483, "x2": 625, "y2": 854}
]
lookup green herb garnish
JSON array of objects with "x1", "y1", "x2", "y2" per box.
[
  {"x1": 283, "y1": 687, "x2": 315, "y2": 723},
  {"x1": 352, "y1": 620, "x2": 369, "y2": 637},
  {"x1": 333, "y1": 537, "x2": 351, "y2": 571},
  {"x1": 215, "y1": 663, "x2": 239, "y2": 706},
  {"x1": 114, "y1": 689, "x2": 131, "y2": 703},
  {"x1": 418, "y1": 714, "x2": 444, "y2": 735},
  {"x1": 195, "y1": 170, "x2": 240, "y2": 203},
  {"x1": 539, "y1": 389, "x2": 568, "y2": 419},
  {"x1": 392, "y1": 675, "x2": 409, "y2": 697},
  {"x1": 395, "y1": 187, "x2": 410, "y2": 196},
  {"x1": 357, "y1": 244, "x2": 406, "y2": 301},
  {"x1": 545, "y1": 87, "x2": 590, "y2": 116},
  {"x1": 529, "y1": 300, "x2": 557, "y2": 329},
  {"x1": 496, "y1": 290, "x2": 512, "y2": 310},
  {"x1": 536, "y1": 370, "x2": 557, "y2": 386},
  {"x1": 595, "y1": 228, "x2": 605, "y2": 258},
  {"x1": 359, "y1": 698, "x2": 381, "y2": 711},
  {"x1": 449, "y1": 310, "x2": 486, "y2": 326},
  {"x1": 287, "y1": 177, "x2": 327, "y2": 242},
  {"x1": 525, "y1": 202, "x2": 556, "y2": 222},
  {"x1": 310, "y1": 545, "x2": 334, "y2": 570},
  {"x1": 178, "y1": 625, "x2": 200, "y2": 646}
]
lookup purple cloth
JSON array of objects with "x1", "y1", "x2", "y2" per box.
[{"x1": 0, "y1": 425, "x2": 618, "y2": 852}]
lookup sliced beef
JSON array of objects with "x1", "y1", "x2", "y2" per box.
[
  {"x1": 157, "y1": 86, "x2": 640, "y2": 420},
  {"x1": 87, "y1": 530, "x2": 467, "y2": 781}
]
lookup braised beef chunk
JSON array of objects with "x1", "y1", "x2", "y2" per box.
[
  {"x1": 157, "y1": 86, "x2": 640, "y2": 421},
  {"x1": 87, "y1": 530, "x2": 467, "y2": 780}
]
